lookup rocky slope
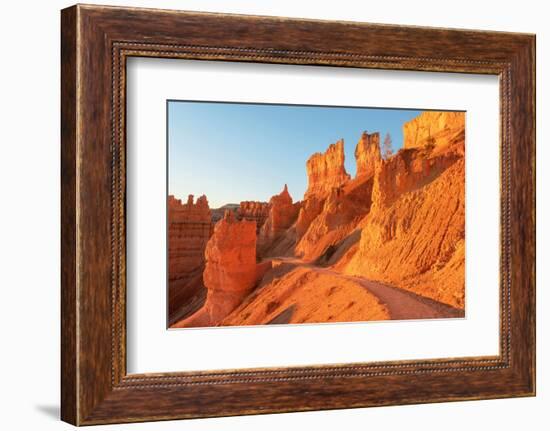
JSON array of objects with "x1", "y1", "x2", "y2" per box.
[
  {"x1": 337, "y1": 157, "x2": 465, "y2": 308},
  {"x1": 294, "y1": 181, "x2": 372, "y2": 262},
  {"x1": 222, "y1": 264, "x2": 390, "y2": 326},
  {"x1": 334, "y1": 112, "x2": 466, "y2": 308}
]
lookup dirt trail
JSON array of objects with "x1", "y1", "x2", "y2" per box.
[{"x1": 271, "y1": 257, "x2": 463, "y2": 320}]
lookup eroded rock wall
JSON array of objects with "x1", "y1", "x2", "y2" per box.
[
  {"x1": 403, "y1": 111, "x2": 465, "y2": 151},
  {"x1": 340, "y1": 159, "x2": 465, "y2": 308},
  {"x1": 168, "y1": 194, "x2": 213, "y2": 319},
  {"x1": 237, "y1": 201, "x2": 269, "y2": 233},
  {"x1": 371, "y1": 146, "x2": 462, "y2": 211},
  {"x1": 337, "y1": 112, "x2": 466, "y2": 308}
]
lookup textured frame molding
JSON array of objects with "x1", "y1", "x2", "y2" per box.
[{"x1": 61, "y1": 4, "x2": 535, "y2": 425}]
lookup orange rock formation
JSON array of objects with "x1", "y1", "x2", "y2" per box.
[
  {"x1": 258, "y1": 185, "x2": 300, "y2": 255},
  {"x1": 211, "y1": 204, "x2": 239, "y2": 223},
  {"x1": 403, "y1": 111, "x2": 465, "y2": 150},
  {"x1": 294, "y1": 135, "x2": 378, "y2": 262},
  {"x1": 168, "y1": 194, "x2": 212, "y2": 320},
  {"x1": 337, "y1": 113, "x2": 466, "y2": 308},
  {"x1": 170, "y1": 110, "x2": 466, "y2": 327},
  {"x1": 295, "y1": 196, "x2": 324, "y2": 239},
  {"x1": 295, "y1": 183, "x2": 370, "y2": 262},
  {"x1": 370, "y1": 146, "x2": 462, "y2": 211},
  {"x1": 304, "y1": 139, "x2": 351, "y2": 199},
  {"x1": 339, "y1": 159, "x2": 465, "y2": 308},
  {"x1": 237, "y1": 201, "x2": 269, "y2": 232},
  {"x1": 172, "y1": 210, "x2": 267, "y2": 327},
  {"x1": 355, "y1": 131, "x2": 381, "y2": 178}
]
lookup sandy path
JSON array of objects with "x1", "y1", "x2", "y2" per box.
[{"x1": 271, "y1": 257, "x2": 463, "y2": 320}]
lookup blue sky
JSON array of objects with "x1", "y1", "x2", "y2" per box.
[{"x1": 168, "y1": 101, "x2": 422, "y2": 208}]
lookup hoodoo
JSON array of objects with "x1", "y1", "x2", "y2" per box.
[
  {"x1": 172, "y1": 210, "x2": 262, "y2": 327},
  {"x1": 304, "y1": 139, "x2": 350, "y2": 199},
  {"x1": 355, "y1": 131, "x2": 381, "y2": 178},
  {"x1": 258, "y1": 184, "x2": 300, "y2": 254}
]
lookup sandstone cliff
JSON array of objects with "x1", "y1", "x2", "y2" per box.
[
  {"x1": 304, "y1": 139, "x2": 351, "y2": 199},
  {"x1": 168, "y1": 194, "x2": 212, "y2": 321},
  {"x1": 338, "y1": 158, "x2": 465, "y2": 308},
  {"x1": 370, "y1": 145, "x2": 462, "y2": 212},
  {"x1": 172, "y1": 210, "x2": 268, "y2": 327},
  {"x1": 335, "y1": 112, "x2": 466, "y2": 308},
  {"x1": 403, "y1": 111, "x2": 465, "y2": 151},
  {"x1": 295, "y1": 196, "x2": 324, "y2": 239}
]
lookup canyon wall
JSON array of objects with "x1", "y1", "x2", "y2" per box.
[
  {"x1": 295, "y1": 196, "x2": 324, "y2": 239},
  {"x1": 168, "y1": 194, "x2": 213, "y2": 319},
  {"x1": 304, "y1": 139, "x2": 351, "y2": 199},
  {"x1": 294, "y1": 184, "x2": 370, "y2": 262},
  {"x1": 338, "y1": 112, "x2": 466, "y2": 308}
]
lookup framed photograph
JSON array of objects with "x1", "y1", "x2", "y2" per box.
[{"x1": 61, "y1": 4, "x2": 536, "y2": 425}]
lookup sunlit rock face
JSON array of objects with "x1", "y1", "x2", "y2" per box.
[
  {"x1": 171, "y1": 110, "x2": 467, "y2": 327},
  {"x1": 257, "y1": 184, "x2": 300, "y2": 255},
  {"x1": 355, "y1": 131, "x2": 381, "y2": 179},
  {"x1": 304, "y1": 139, "x2": 351, "y2": 200},
  {"x1": 172, "y1": 210, "x2": 267, "y2": 327},
  {"x1": 294, "y1": 135, "x2": 378, "y2": 263},
  {"x1": 295, "y1": 196, "x2": 324, "y2": 240},
  {"x1": 339, "y1": 112, "x2": 466, "y2": 308},
  {"x1": 403, "y1": 111, "x2": 465, "y2": 151},
  {"x1": 370, "y1": 146, "x2": 462, "y2": 212}
]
